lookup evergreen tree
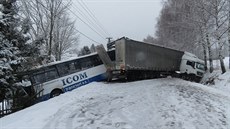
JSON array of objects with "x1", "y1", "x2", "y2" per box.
[
  {"x1": 0, "y1": 0, "x2": 36, "y2": 110},
  {"x1": 90, "y1": 44, "x2": 96, "y2": 53},
  {"x1": 78, "y1": 46, "x2": 91, "y2": 56}
]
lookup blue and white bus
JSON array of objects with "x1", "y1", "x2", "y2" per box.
[{"x1": 20, "y1": 50, "x2": 115, "y2": 102}]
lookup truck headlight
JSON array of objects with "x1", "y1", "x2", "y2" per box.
[{"x1": 197, "y1": 71, "x2": 203, "y2": 76}]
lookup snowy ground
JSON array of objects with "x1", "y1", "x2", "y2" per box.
[{"x1": 1, "y1": 76, "x2": 230, "y2": 129}]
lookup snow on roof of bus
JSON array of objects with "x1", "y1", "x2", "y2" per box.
[
  {"x1": 34, "y1": 52, "x2": 98, "y2": 69},
  {"x1": 115, "y1": 37, "x2": 185, "y2": 53},
  {"x1": 34, "y1": 48, "x2": 115, "y2": 70}
]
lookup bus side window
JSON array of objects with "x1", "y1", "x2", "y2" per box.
[
  {"x1": 57, "y1": 62, "x2": 78, "y2": 76},
  {"x1": 83, "y1": 57, "x2": 93, "y2": 69},
  {"x1": 46, "y1": 69, "x2": 58, "y2": 81},
  {"x1": 57, "y1": 63, "x2": 69, "y2": 77},
  {"x1": 68, "y1": 62, "x2": 76, "y2": 74},
  {"x1": 94, "y1": 56, "x2": 102, "y2": 66},
  {"x1": 79, "y1": 58, "x2": 85, "y2": 70},
  {"x1": 75, "y1": 60, "x2": 81, "y2": 71},
  {"x1": 33, "y1": 73, "x2": 46, "y2": 84}
]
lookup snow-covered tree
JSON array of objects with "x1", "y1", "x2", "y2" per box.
[
  {"x1": 155, "y1": 0, "x2": 198, "y2": 52},
  {"x1": 78, "y1": 46, "x2": 91, "y2": 56},
  {"x1": 0, "y1": 0, "x2": 36, "y2": 110},
  {"x1": 20, "y1": 0, "x2": 79, "y2": 62},
  {"x1": 90, "y1": 44, "x2": 96, "y2": 53},
  {"x1": 191, "y1": 0, "x2": 214, "y2": 72},
  {"x1": 143, "y1": 35, "x2": 157, "y2": 44},
  {"x1": 53, "y1": 14, "x2": 79, "y2": 61},
  {"x1": 153, "y1": 0, "x2": 230, "y2": 73}
]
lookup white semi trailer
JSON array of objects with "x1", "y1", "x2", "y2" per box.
[{"x1": 97, "y1": 37, "x2": 205, "y2": 82}]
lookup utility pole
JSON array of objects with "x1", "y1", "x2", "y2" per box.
[
  {"x1": 106, "y1": 37, "x2": 113, "y2": 43},
  {"x1": 106, "y1": 37, "x2": 113, "y2": 50}
]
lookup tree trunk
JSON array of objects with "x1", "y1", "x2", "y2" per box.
[
  {"x1": 48, "y1": 1, "x2": 55, "y2": 59},
  {"x1": 202, "y1": 42, "x2": 208, "y2": 71},
  {"x1": 48, "y1": 19, "x2": 54, "y2": 57},
  {"x1": 219, "y1": 47, "x2": 226, "y2": 73},
  {"x1": 220, "y1": 58, "x2": 226, "y2": 73},
  {"x1": 206, "y1": 33, "x2": 213, "y2": 73},
  {"x1": 229, "y1": 40, "x2": 230, "y2": 69},
  {"x1": 229, "y1": 26, "x2": 230, "y2": 69},
  {"x1": 229, "y1": 1, "x2": 230, "y2": 69}
]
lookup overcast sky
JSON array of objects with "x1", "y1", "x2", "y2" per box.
[{"x1": 71, "y1": 0, "x2": 163, "y2": 47}]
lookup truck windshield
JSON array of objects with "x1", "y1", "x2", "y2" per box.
[{"x1": 196, "y1": 63, "x2": 205, "y2": 71}]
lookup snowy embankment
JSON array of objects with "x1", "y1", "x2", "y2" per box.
[{"x1": 1, "y1": 77, "x2": 230, "y2": 129}]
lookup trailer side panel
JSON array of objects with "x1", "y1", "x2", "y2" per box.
[{"x1": 116, "y1": 39, "x2": 184, "y2": 72}]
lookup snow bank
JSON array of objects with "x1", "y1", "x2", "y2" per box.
[
  {"x1": 215, "y1": 71, "x2": 230, "y2": 87},
  {"x1": 1, "y1": 78, "x2": 230, "y2": 129},
  {"x1": 211, "y1": 57, "x2": 229, "y2": 70},
  {"x1": 202, "y1": 56, "x2": 230, "y2": 91},
  {"x1": 205, "y1": 71, "x2": 230, "y2": 93}
]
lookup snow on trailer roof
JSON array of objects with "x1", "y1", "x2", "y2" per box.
[
  {"x1": 116, "y1": 37, "x2": 184, "y2": 53},
  {"x1": 117, "y1": 37, "x2": 204, "y2": 61}
]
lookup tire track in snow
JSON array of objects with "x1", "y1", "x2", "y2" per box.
[
  {"x1": 42, "y1": 95, "x2": 134, "y2": 129},
  {"x1": 42, "y1": 79, "x2": 230, "y2": 129},
  {"x1": 156, "y1": 80, "x2": 229, "y2": 129},
  {"x1": 141, "y1": 79, "x2": 230, "y2": 129}
]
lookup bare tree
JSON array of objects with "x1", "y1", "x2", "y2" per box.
[
  {"x1": 209, "y1": 0, "x2": 228, "y2": 73},
  {"x1": 53, "y1": 14, "x2": 79, "y2": 61},
  {"x1": 192, "y1": 0, "x2": 214, "y2": 72},
  {"x1": 193, "y1": 0, "x2": 229, "y2": 73},
  {"x1": 20, "y1": 0, "x2": 78, "y2": 61}
]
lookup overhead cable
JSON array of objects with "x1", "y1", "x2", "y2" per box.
[
  {"x1": 68, "y1": 8, "x2": 106, "y2": 40},
  {"x1": 78, "y1": 0, "x2": 111, "y2": 36}
]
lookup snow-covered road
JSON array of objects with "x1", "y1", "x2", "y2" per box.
[{"x1": 1, "y1": 78, "x2": 230, "y2": 129}]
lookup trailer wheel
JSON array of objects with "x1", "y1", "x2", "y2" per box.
[{"x1": 50, "y1": 89, "x2": 62, "y2": 98}]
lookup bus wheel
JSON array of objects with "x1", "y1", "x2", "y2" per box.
[{"x1": 50, "y1": 89, "x2": 62, "y2": 98}]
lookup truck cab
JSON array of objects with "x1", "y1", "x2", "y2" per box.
[{"x1": 180, "y1": 52, "x2": 205, "y2": 81}]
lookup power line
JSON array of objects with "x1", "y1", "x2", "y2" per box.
[
  {"x1": 79, "y1": 0, "x2": 111, "y2": 36},
  {"x1": 68, "y1": 8, "x2": 106, "y2": 41},
  {"x1": 78, "y1": 0, "x2": 111, "y2": 36},
  {"x1": 75, "y1": 28, "x2": 100, "y2": 44},
  {"x1": 71, "y1": 2, "x2": 107, "y2": 38}
]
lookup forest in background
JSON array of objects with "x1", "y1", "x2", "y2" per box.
[{"x1": 144, "y1": 0, "x2": 230, "y2": 74}]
